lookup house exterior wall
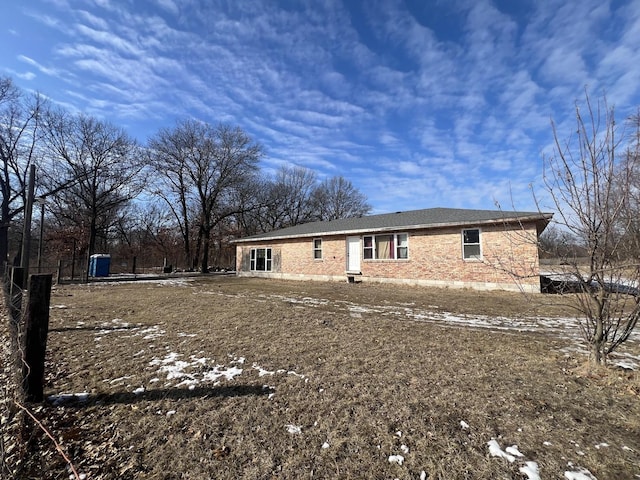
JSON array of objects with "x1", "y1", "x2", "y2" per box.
[{"x1": 235, "y1": 222, "x2": 542, "y2": 292}]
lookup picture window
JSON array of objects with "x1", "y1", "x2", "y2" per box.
[
  {"x1": 362, "y1": 233, "x2": 408, "y2": 260},
  {"x1": 250, "y1": 248, "x2": 272, "y2": 271}
]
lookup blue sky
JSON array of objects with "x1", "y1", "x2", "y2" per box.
[{"x1": 2, "y1": 0, "x2": 639, "y2": 214}]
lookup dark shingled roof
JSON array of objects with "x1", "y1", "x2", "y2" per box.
[{"x1": 233, "y1": 207, "x2": 552, "y2": 243}]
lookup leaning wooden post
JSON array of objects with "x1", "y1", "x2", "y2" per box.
[
  {"x1": 20, "y1": 164, "x2": 36, "y2": 279},
  {"x1": 22, "y1": 273, "x2": 53, "y2": 402}
]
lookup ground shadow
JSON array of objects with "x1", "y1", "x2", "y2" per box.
[{"x1": 46, "y1": 384, "x2": 274, "y2": 408}]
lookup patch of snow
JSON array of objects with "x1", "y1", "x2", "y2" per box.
[
  {"x1": 99, "y1": 277, "x2": 193, "y2": 287},
  {"x1": 594, "y1": 442, "x2": 609, "y2": 449},
  {"x1": 487, "y1": 439, "x2": 516, "y2": 463},
  {"x1": 202, "y1": 365, "x2": 243, "y2": 383},
  {"x1": 252, "y1": 363, "x2": 308, "y2": 380},
  {"x1": 400, "y1": 444, "x2": 409, "y2": 454},
  {"x1": 139, "y1": 326, "x2": 166, "y2": 340},
  {"x1": 166, "y1": 410, "x2": 176, "y2": 416},
  {"x1": 253, "y1": 364, "x2": 275, "y2": 376},
  {"x1": 286, "y1": 424, "x2": 302, "y2": 434},
  {"x1": 132, "y1": 387, "x2": 145, "y2": 395},
  {"x1": 564, "y1": 467, "x2": 598, "y2": 480},
  {"x1": 48, "y1": 392, "x2": 90, "y2": 406},
  {"x1": 519, "y1": 461, "x2": 541, "y2": 480},
  {"x1": 388, "y1": 455, "x2": 404, "y2": 465},
  {"x1": 543, "y1": 441, "x2": 552, "y2": 446},
  {"x1": 108, "y1": 375, "x2": 133, "y2": 384},
  {"x1": 460, "y1": 420, "x2": 469, "y2": 429},
  {"x1": 505, "y1": 445, "x2": 524, "y2": 457},
  {"x1": 615, "y1": 360, "x2": 638, "y2": 370},
  {"x1": 420, "y1": 472, "x2": 427, "y2": 480},
  {"x1": 322, "y1": 442, "x2": 330, "y2": 449},
  {"x1": 270, "y1": 294, "x2": 330, "y2": 307},
  {"x1": 151, "y1": 352, "x2": 243, "y2": 385}
]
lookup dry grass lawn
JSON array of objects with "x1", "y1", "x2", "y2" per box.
[{"x1": 2, "y1": 276, "x2": 639, "y2": 479}]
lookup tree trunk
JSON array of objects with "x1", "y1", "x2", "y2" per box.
[
  {"x1": 88, "y1": 216, "x2": 97, "y2": 257},
  {"x1": 200, "y1": 228, "x2": 210, "y2": 273},
  {"x1": 590, "y1": 318, "x2": 605, "y2": 364},
  {"x1": 193, "y1": 231, "x2": 202, "y2": 271},
  {"x1": 180, "y1": 201, "x2": 191, "y2": 270},
  {"x1": 1, "y1": 196, "x2": 10, "y2": 269},
  {"x1": 0, "y1": 222, "x2": 7, "y2": 271}
]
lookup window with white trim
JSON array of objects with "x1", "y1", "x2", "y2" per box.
[
  {"x1": 363, "y1": 233, "x2": 409, "y2": 260},
  {"x1": 462, "y1": 229, "x2": 481, "y2": 260},
  {"x1": 250, "y1": 247, "x2": 272, "y2": 271},
  {"x1": 313, "y1": 238, "x2": 322, "y2": 259}
]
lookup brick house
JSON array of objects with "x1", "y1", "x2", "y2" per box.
[{"x1": 233, "y1": 207, "x2": 552, "y2": 293}]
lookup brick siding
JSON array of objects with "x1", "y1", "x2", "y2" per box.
[{"x1": 236, "y1": 222, "x2": 542, "y2": 292}]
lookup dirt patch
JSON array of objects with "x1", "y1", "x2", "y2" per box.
[{"x1": 3, "y1": 277, "x2": 640, "y2": 479}]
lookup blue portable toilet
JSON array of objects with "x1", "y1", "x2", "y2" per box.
[{"x1": 89, "y1": 254, "x2": 111, "y2": 277}]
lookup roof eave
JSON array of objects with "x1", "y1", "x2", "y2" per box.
[{"x1": 232, "y1": 213, "x2": 553, "y2": 244}]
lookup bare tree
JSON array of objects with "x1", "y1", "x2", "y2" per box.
[
  {"x1": 147, "y1": 122, "x2": 198, "y2": 269},
  {"x1": 147, "y1": 120, "x2": 261, "y2": 272},
  {"x1": 231, "y1": 174, "x2": 272, "y2": 236},
  {"x1": 312, "y1": 176, "x2": 371, "y2": 221},
  {"x1": 540, "y1": 93, "x2": 640, "y2": 364},
  {"x1": 109, "y1": 201, "x2": 182, "y2": 271},
  {"x1": 263, "y1": 165, "x2": 318, "y2": 230},
  {"x1": 538, "y1": 225, "x2": 585, "y2": 260},
  {"x1": 0, "y1": 77, "x2": 47, "y2": 266},
  {"x1": 42, "y1": 111, "x2": 144, "y2": 259},
  {"x1": 615, "y1": 111, "x2": 640, "y2": 256},
  {"x1": 232, "y1": 169, "x2": 373, "y2": 235}
]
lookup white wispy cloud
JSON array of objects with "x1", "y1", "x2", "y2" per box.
[
  {"x1": 154, "y1": 0, "x2": 179, "y2": 16},
  {"x1": 17, "y1": 55, "x2": 64, "y2": 78}
]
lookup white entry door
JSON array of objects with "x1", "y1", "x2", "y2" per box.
[{"x1": 346, "y1": 236, "x2": 361, "y2": 273}]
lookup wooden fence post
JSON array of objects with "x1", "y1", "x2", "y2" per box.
[{"x1": 22, "y1": 273, "x2": 53, "y2": 402}]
